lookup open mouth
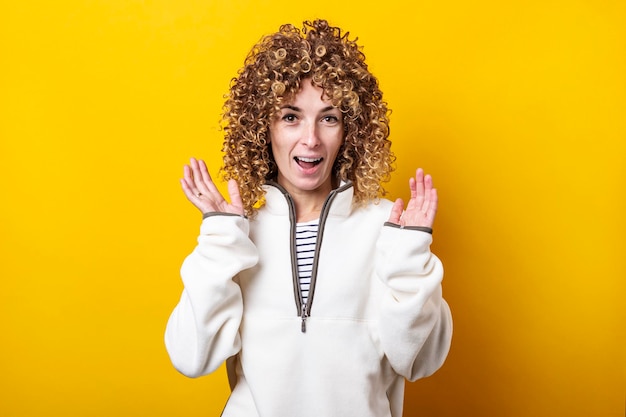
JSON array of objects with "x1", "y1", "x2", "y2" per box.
[{"x1": 294, "y1": 156, "x2": 323, "y2": 169}]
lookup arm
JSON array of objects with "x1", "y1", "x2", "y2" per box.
[
  {"x1": 375, "y1": 226, "x2": 452, "y2": 380},
  {"x1": 164, "y1": 158, "x2": 258, "y2": 377},
  {"x1": 376, "y1": 168, "x2": 452, "y2": 380},
  {"x1": 165, "y1": 215, "x2": 258, "y2": 377}
]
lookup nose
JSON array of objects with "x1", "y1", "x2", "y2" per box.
[{"x1": 302, "y1": 121, "x2": 320, "y2": 148}]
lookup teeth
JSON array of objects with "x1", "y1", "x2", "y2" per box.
[{"x1": 297, "y1": 157, "x2": 322, "y2": 163}]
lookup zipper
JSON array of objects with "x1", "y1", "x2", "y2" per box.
[
  {"x1": 301, "y1": 303, "x2": 308, "y2": 332},
  {"x1": 281, "y1": 183, "x2": 344, "y2": 333}
]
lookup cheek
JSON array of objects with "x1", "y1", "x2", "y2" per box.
[
  {"x1": 331, "y1": 133, "x2": 345, "y2": 155},
  {"x1": 270, "y1": 140, "x2": 290, "y2": 164}
]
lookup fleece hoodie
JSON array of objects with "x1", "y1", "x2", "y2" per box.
[{"x1": 165, "y1": 181, "x2": 452, "y2": 417}]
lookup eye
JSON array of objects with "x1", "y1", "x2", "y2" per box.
[
  {"x1": 282, "y1": 113, "x2": 298, "y2": 123},
  {"x1": 321, "y1": 115, "x2": 340, "y2": 124}
]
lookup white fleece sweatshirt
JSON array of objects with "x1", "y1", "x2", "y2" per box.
[{"x1": 165, "y1": 182, "x2": 452, "y2": 417}]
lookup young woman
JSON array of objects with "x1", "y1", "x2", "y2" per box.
[{"x1": 165, "y1": 19, "x2": 452, "y2": 417}]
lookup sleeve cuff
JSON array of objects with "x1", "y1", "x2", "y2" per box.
[
  {"x1": 383, "y1": 222, "x2": 433, "y2": 234},
  {"x1": 202, "y1": 212, "x2": 247, "y2": 220}
]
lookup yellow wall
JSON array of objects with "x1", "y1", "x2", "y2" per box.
[{"x1": 1, "y1": 1, "x2": 624, "y2": 416}]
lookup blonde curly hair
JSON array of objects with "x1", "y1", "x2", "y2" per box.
[{"x1": 221, "y1": 19, "x2": 395, "y2": 217}]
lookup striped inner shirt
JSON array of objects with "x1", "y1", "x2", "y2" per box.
[{"x1": 295, "y1": 219, "x2": 319, "y2": 306}]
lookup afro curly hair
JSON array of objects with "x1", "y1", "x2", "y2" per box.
[{"x1": 220, "y1": 19, "x2": 395, "y2": 217}]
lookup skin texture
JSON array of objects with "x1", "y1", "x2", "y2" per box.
[
  {"x1": 269, "y1": 80, "x2": 344, "y2": 222},
  {"x1": 388, "y1": 168, "x2": 438, "y2": 228},
  {"x1": 181, "y1": 158, "x2": 244, "y2": 216}
]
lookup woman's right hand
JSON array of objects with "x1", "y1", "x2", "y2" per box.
[{"x1": 181, "y1": 157, "x2": 244, "y2": 216}]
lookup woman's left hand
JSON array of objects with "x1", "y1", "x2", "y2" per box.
[{"x1": 388, "y1": 168, "x2": 438, "y2": 228}]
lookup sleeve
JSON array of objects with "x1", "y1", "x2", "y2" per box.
[
  {"x1": 164, "y1": 214, "x2": 259, "y2": 378},
  {"x1": 375, "y1": 224, "x2": 453, "y2": 381}
]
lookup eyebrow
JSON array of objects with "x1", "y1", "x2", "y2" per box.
[{"x1": 280, "y1": 105, "x2": 338, "y2": 113}]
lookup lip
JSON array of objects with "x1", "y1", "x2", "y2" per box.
[
  {"x1": 293, "y1": 156, "x2": 324, "y2": 174},
  {"x1": 295, "y1": 156, "x2": 323, "y2": 162}
]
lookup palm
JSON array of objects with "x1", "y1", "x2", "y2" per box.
[
  {"x1": 388, "y1": 168, "x2": 438, "y2": 228},
  {"x1": 181, "y1": 158, "x2": 244, "y2": 216}
]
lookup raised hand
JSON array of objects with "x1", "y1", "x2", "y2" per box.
[
  {"x1": 388, "y1": 168, "x2": 438, "y2": 228},
  {"x1": 180, "y1": 157, "x2": 244, "y2": 216}
]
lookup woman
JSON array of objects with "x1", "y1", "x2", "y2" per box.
[{"x1": 165, "y1": 19, "x2": 452, "y2": 417}]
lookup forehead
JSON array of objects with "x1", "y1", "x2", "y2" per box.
[{"x1": 283, "y1": 80, "x2": 335, "y2": 109}]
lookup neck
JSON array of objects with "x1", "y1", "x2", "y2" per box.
[
  {"x1": 291, "y1": 191, "x2": 327, "y2": 223},
  {"x1": 277, "y1": 183, "x2": 333, "y2": 223},
  {"x1": 274, "y1": 176, "x2": 338, "y2": 223}
]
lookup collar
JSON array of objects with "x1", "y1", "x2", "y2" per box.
[{"x1": 262, "y1": 180, "x2": 354, "y2": 218}]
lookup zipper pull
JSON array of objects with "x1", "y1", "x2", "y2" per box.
[{"x1": 301, "y1": 304, "x2": 308, "y2": 333}]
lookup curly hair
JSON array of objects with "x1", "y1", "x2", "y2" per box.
[{"x1": 220, "y1": 19, "x2": 395, "y2": 217}]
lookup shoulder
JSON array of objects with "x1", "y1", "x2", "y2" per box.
[
  {"x1": 347, "y1": 198, "x2": 393, "y2": 224},
  {"x1": 360, "y1": 197, "x2": 394, "y2": 214}
]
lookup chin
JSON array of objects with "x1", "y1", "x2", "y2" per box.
[{"x1": 295, "y1": 178, "x2": 329, "y2": 192}]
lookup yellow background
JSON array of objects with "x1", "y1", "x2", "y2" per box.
[{"x1": 1, "y1": 1, "x2": 624, "y2": 416}]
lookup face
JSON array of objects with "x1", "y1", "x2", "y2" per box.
[{"x1": 269, "y1": 79, "x2": 344, "y2": 198}]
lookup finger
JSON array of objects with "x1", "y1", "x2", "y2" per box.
[
  {"x1": 183, "y1": 162, "x2": 208, "y2": 201},
  {"x1": 188, "y1": 157, "x2": 205, "y2": 195},
  {"x1": 427, "y1": 188, "x2": 438, "y2": 221},
  {"x1": 180, "y1": 177, "x2": 196, "y2": 201},
  {"x1": 387, "y1": 198, "x2": 404, "y2": 225},
  {"x1": 182, "y1": 164, "x2": 201, "y2": 197},
  {"x1": 183, "y1": 163, "x2": 194, "y2": 184},
  {"x1": 409, "y1": 176, "x2": 417, "y2": 200},
  {"x1": 414, "y1": 168, "x2": 425, "y2": 199},
  {"x1": 197, "y1": 159, "x2": 221, "y2": 196},
  {"x1": 198, "y1": 158, "x2": 212, "y2": 185},
  {"x1": 227, "y1": 179, "x2": 244, "y2": 215},
  {"x1": 411, "y1": 168, "x2": 425, "y2": 210},
  {"x1": 187, "y1": 158, "x2": 214, "y2": 202},
  {"x1": 424, "y1": 173, "x2": 433, "y2": 193},
  {"x1": 422, "y1": 173, "x2": 433, "y2": 206}
]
